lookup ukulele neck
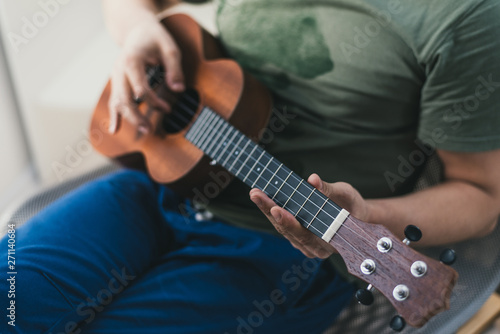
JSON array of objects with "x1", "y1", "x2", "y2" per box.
[{"x1": 185, "y1": 107, "x2": 350, "y2": 241}]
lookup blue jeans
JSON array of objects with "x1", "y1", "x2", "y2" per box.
[{"x1": 0, "y1": 170, "x2": 353, "y2": 334}]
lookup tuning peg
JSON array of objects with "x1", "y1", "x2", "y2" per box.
[
  {"x1": 403, "y1": 225, "x2": 422, "y2": 245},
  {"x1": 440, "y1": 248, "x2": 457, "y2": 265},
  {"x1": 390, "y1": 315, "x2": 406, "y2": 332},
  {"x1": 355, "y1": 284, "x2": 374, "y2": 305}
]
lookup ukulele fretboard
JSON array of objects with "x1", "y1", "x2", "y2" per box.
[{"x1": 185, "y1": 107, "x2": 349, "y2": 241}]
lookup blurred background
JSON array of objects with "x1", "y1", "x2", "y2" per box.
[{"x1": 0, "y1": 0, "x2": 216, "y2": 213}]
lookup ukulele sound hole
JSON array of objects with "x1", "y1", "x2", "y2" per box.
[{"x1": 161, "y1": 88, "x2": 200, "y2": 134}]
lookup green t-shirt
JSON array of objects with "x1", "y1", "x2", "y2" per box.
[{"x1": 206, "y1": 0, "x2": 500, "y2": 236}]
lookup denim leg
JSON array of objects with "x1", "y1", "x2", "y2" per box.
[{"x1": 0, "y1": 170, "x2": 171, "y2": 334}]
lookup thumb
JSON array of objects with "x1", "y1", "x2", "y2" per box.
[
  {"x1": 308, "y1": 173, "x2": 332, "y2": 197},
  {"x1": 159, "y1": 36, "x2": 185, "y2": 92},
  {"x1": 308, "y1": 174, "x2": 359, "y2": 212}
]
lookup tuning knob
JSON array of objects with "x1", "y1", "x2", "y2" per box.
[
  {"x1": 390, "y1": 315, "x2": 406, "y2": 332},
  {"x1": 403, "y1": 225, "x2": 422, "y2": 245},
  {"x1": 440, "y1": 248, "x2": 457, "y2": 265},
  {"x1": 355, "y1": 285, "x2": 374, "y2": 305}
]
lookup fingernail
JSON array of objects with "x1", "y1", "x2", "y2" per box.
[
  {"x1": 313, "y1": 174, "x2": 322, "y2": 190},
  {"x1": 108, "y1": 123, "x2": 116, "y2": 134},
  {"x1": 138, "y1": 124, "x2": 149, "y2": 135},
  {"x1": 171, "y1": 82, "x2": 185, "y2": 91},
  {"x1": 251, "y1": 196, "x2": 262, "y2": 207},
  {"x1": 271, "y1": 210, "x2": 282, "y2": 223}
]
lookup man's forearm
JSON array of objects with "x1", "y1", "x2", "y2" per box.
[
  {"x1": 367, "y1": 180, "x2": 499, "y2": 246},
  {"x1": 103, "y1": 0, "x2": 178, "y2": 45}
]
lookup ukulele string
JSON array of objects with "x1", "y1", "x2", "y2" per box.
[
  {"x1": 160, "y1": 90, "x2": 198, "y2": 130},
  {"x1": 329, "y1": 230, "x2": 365, "y2": 258},
  {"x1": 191, "y1": 112, "x2": 378, "y2": 247},
  {"x1": 181, "y1": 97, "x2": 377, "y2": 247},
  {"x1": 152, "y1": 90, "x2": 378, "y2": 246},
  {"x1": 236, "y1": 139, "x2": 377, "y2": 246}
]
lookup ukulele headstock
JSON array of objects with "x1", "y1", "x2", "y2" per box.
[{"x1": 330, "y1": 216, "x2": 458, "y2": 328}]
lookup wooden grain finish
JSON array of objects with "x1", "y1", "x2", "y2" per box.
[
  {"x1": 90, "y1": 14, "x2": 272, "y2": 197},
  {"x1": 330, "y1": 216, "x2": 458, "y2": 328}
]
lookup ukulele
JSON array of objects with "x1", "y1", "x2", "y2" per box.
[{"x1": 90, "y1": 13, "x2": 458, "y2": 330}]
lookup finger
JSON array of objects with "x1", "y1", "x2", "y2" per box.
[
  {"x1": 269, "y1": 206, "x2": 335, "y2": 259},
  {"x1": 250, "y1": 189, "x2": 334, "y2": 258},
  {"x1": 289, "y1": 240, "x2": 317, "y2": 258},
  {"x1": 269, "y1": 205, "x2": 309, "y2": 245},
  {"x1": 109, "y1": 67, "x2": 151, "y2": 134},
  {"x1": 249, "y1": 189, "x2": 336, "y2": 258},
  {"x1": 308, "y1": 174, "x2": 358, "y2": 212},
  {"x1": 249, "y1": 189, "x2": 302, "y2": 245},
  {"x1": 159, "y1": 36, "x2": 185, "y2": 92},
  {"x1": 108, "y1": 82, "x2": 120, "y2": 134},
  {"x1": 125, "y1": 58, "x2": 171, "y2": 112}
]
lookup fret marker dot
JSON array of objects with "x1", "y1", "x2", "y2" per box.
[
  {"x1": 257, "y1": 168, "x2": 261, "y2": 172},
  {"x1": 223, "y1": 142, "x2": 227, "y2": 146},
  {"x1": 275, "y1": 181, "x2": 278, "y2": 185},
  {"x1": 235, "y1": 151, "x2": 239, "y2": 155}
]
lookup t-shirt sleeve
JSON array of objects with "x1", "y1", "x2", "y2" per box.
[{"x1": 418, "y1": 0, "x2": 500, "y2": 152}]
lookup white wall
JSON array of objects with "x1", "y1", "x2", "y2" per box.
[
  {"x1": 0, "y1": 30, "x2": 33, "y2": 198},
  {"x1": 0, "y1": 0, "x2": 110, "y2": 185}
]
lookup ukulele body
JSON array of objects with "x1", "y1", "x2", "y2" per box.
[{"x1": 90, "y1": 14, "x2": 273, "y2": 196}]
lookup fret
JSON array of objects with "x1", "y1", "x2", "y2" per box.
[
  {"x1": 221, "y1": 132, "x2": 245, "y2": 168},
  {"x1": 272, "y1": 173, "x2": 300, "y2": 208},
  {"x1": 191, "y1": 109, "x2": 210, "y2": 144},
  {"x1": 295, "y1": 188, "x2": 316, "y2": 217},
  {"x1": 238, "y1": 146, "x2": 264, "y2": 186},
  {"x1": 199, "y1": 115, "x2": 222, "y2": 152},
  {"x1": 309, "y1": 195, "x2": 343, "y2": 236},
  {"x1": 272, "y1": 170, "x2": 293, "y2": 200},
  {"x1": 184, "y1": 107, "x2": 350, "y2": 241},
  {"x1": 307, "y1": 197, "x2": 328, "y2": 228},
  {"x1": 204, "y1": 117, "x2": 227, "y2": 156},
  {"x1": 251, "y1": 156, "x2": 274, "y2": 188},
  {"x1": 228, "y1": 138, "x2": 252, "y2": 173},
  {"x1": 310, "y1": 190, "x2": 342, "y2": 214},
  {"x1": 191, "y1": 108, "x2": 212, "y2": 145},
  {"x1": 215, "y1": 127, "x2": 238, "y2": 163},
  {"x1": 282, "y1": 179, "x2": 303, "y2": 213},
  {"x1": 195, "y1": 112, "x2": 217, "y2": 149},
  {"x1": 209, "y1": 122, "x2": 232, "y2": 159},
  {"x1": 254, "y1": 156, "x2": 282, "y2": 195},
  {"x1": 263, "y1": 163, "x2": 282, "y2": 192},
  {"x1": 284, "y1": 183, "x2": 317, "y2": 224},
  {"x1": 243, "y1": 149, "x2": 265, "y2": 183},
  {"x1": 186, "y1": 108, "x2": 209, "y2": 143},
  {"x1": 235, "y1": 141, "x2": 257, "y2": 177}
]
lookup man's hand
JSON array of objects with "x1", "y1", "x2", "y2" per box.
[
  {"x1": 108, "y1": 19, "x2": 185, "y2": 135},
  {"x1": 250, "y1": 173, "x2": 370, "y2": 258},
  {"x1": 103, "y1": 0, "x2": 184, "y2": 135}
]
